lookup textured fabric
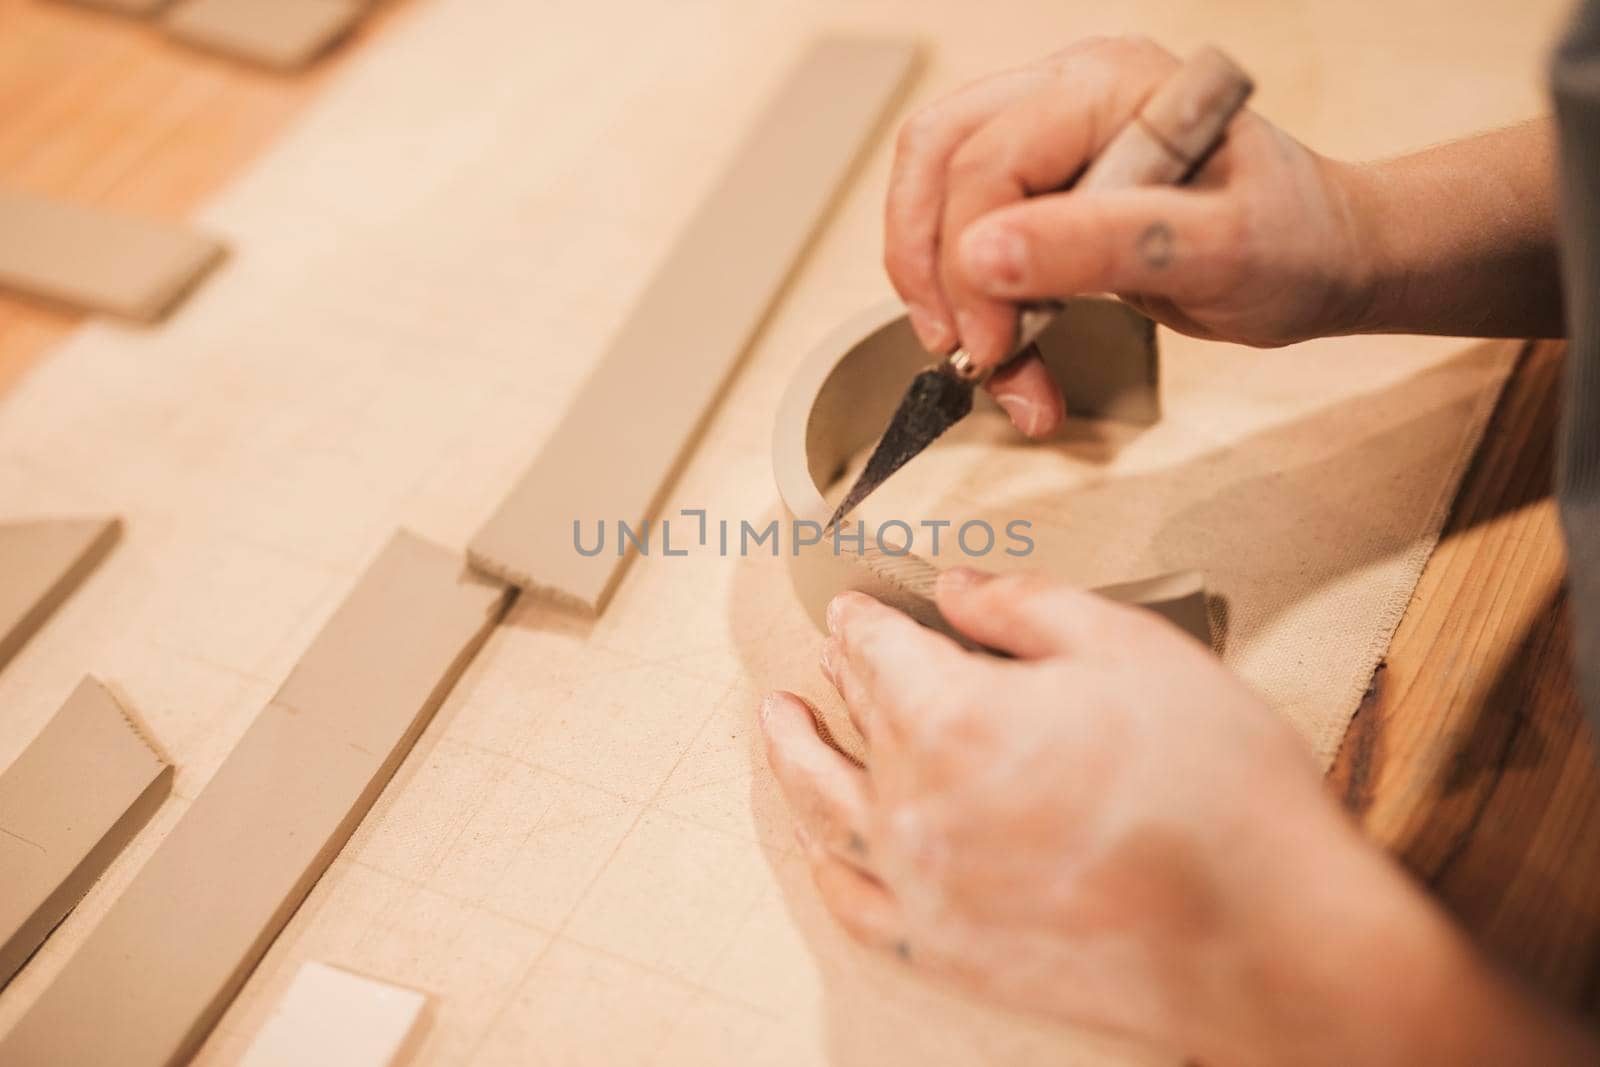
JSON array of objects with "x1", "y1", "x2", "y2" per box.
[{"x1": 1554, "y1": 2, "x2": 1600, "y2": 736}]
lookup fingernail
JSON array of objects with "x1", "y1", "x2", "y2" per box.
[
  {"x1": 759, "y1": 693, "x2": 778, "y2": 726},
  {"x1": 819, "y1": 641, "x2": 838, "y2": 684},
  {"x1": 994, "y1": 392, "x2": 1044, "y2": 436},
  {"x1": 906, "y1": 303, "x2": 952, "y2": 353},
  {"x1": 953, "y1": 308, "x2": 991, "y2": 365},
  {"x1": 940, "y1": 566, "x2": 992, "y2": 594},
  {"x1": 961, "y1": 223, "x2": 1027, "y2": 293}
]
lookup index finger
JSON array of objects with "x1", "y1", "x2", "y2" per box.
[
  {"x1": 938, "y1": 38, "x2": 1178, "y2": 368},
  {"x1": 884, "y1": 68, "x2": 1051, "y2": 351}
]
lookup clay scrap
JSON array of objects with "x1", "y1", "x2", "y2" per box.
[
  {"x1": 163, "y1": 0, "x2": 368, "y2": 69},
  {"x1": 0, "y1": 677, "x2": 171, "y2": 989},
  {"x1": 0, "y1": 531, "x2": 510, "y2": 1067},
  {"x1": 0, "y1": 517, "x2": 121, "y2": 674},
  {"x1": 468, "y1": 36, "x2": 917, "y2": 613},
  {"x1": 772, "y1": 300, "x2": 1212, "y2": 646},
  {"x1": 239, "y1": 961, "x2": 429, "y2": 1067},
  {"x1": 0, "y1": 189, "x2": 224, "y2": 321}
]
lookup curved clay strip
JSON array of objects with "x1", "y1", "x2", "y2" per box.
[{"x1": 772, "y1": 299, "x2": 1212, "y2": 646}]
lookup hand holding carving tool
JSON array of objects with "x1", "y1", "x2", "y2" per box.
[{"x1": 825, "y1": 46, "x2": 1254, "y2": 531}]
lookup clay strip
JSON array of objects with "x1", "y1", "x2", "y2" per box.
[
  {"x1": 164, "y1": 0, "x2": 367, "y2": 69},
  {"x1": 0, "y1": 677, "x2": 171, "y2": 989},
  {"x1": 0, "y1": 190, "x2": 224, "y2": 321},
  {"x1": 0, "y1": 531, "x2": 510, "y2": 1067},
  {"x1": 772, "y1": 300, "x2": 1212, "y2": 645},
  {"x1": 0, "y1": 517, "x2": 121, "y2": 674},
  {"x1": 468, "y1": 37, "x2": 917, "y2": 613},
  {"x1": 239, "y1": 962, "x2": 429, "y2": 1067}
]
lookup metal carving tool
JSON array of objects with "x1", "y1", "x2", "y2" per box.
[{"x1": 826, "y1": 47, "x2": 1253, "y2": 530}]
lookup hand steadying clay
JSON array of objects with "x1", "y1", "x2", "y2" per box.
[
  {"x1": 762, "y1": 574, "x2": 1591, "y2": 1065},
  {"x1": 763, "y1": 32, "x2": 1597, "y2": 1066}
]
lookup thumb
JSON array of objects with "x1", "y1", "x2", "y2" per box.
[
  {"x1": 956, "y1": 188, "x2": 1234, "y2": 303},
  {"x1": 935, "y1": 568, "x2": 1122, "y2": 660}
]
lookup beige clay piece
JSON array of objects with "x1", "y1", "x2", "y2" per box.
[
  {"x1": 239, "y1": 961, "x2": 429, "y2": 1067},
  {"x1": 0, "y1": 531, "x2": 511, "y2": 1067},
  {"x1": 0, "y1": 677, "x2": 171, "y2": 989},
  {"x1": 468, "y1": 37, "x2": 917, "y2": 613},
  {"x1": 164, "y1": 0, "x2": 367, "y2": 69},
  {"x1": 0, "y1": 517, "x2": 121, "y2": 673},
  {"x1": 0, "y1": 190, "x2": 224, "y2": 321},
  {"x1": 773, "y1": 300, "x2": 1212, "y2": 646}
]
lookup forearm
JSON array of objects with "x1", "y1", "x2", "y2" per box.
[
  {"x1": 1337, "y1": 119, "x2": 1564, "y2": 338},
  {"x1": 1191, "y1": 806, "x2": 1598, "y2": 1066},
  {"x1": 1287, "y1": 853, "x2": 1596, "y2": 1066}
]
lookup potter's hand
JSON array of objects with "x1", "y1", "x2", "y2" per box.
[
  {"x1": 883, "y1": 36, "x2": 1370, "y2": 437},
  {"x1": 760, "y1": 570, "x2": 1597, "y2": 1065}
]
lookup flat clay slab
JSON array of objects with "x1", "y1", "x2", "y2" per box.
[
  {"x1": 0, "y1": 189, "x2": 224, "y2": 321},
  {"x1": 0, "y1": 677, "x2": 171, "y2": 989},
  {"x1": 468, "y1": 36, "x2": 917, "y2": 614},
  {"x1": 0, "y1": 517, "x2": 121, "y2": 674},
  {"x1": 163, "y1": 0, "x2": 367, "y2": 69},
  {"x1": 0, "y1": 531, "x2": 511, "y2": 1067},
  {"x1": 239, "y1": 961, "x2": 429, "y2": 1067}
]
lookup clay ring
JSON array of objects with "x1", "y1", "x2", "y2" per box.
[{"x1": 772, "y1": 298, "x2": 1211, "y2": 646}]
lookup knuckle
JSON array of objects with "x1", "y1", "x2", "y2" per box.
[
  {"x1": 835, "y1": 914, "x2": 872, "y2": 947},
  {"x1": 834, "y1": 908, "x2": 882, "y2": 951},
  {"x1": 895, "y1": 104, "x2": 942, "y2": 157},
  {"x1": 882, "y1": 798, "x2": 952, "y2": 882},
  {"x1": 806, "y1": 792, "x2": 847, "y2": 838},
  {"x1": 812, "y1": 868, "x2": 869, "y2": 933},
  {"x1": 1042, "y1": 35, "x2": 1129, "y2": 78},
  {"x1": 881, "y1": 240, "x2": 928, "y2": 293},
  {"x1": 1111, "y1": 32, "x2": 1157, "y2": 56},
  {"x1": 1102, "y1": 33, "x2": 1176, "y2": 69},
  {"x1": 995, "y1": 570, "x2": 1068, "y2": 611},
  {"x1": 945, "y1": 137, "x2": 993, "y2": 186},
  {"x1": 899, "y1": 686, "x2": 979, "y2": 762},
  {"x1": 894, "y1": 707, "x2": 949, "y2": 760},
  {"x1": 833, "y1": 822, "x2": 872, "y2": 863},
  {"x1": 1009, "y1": 572, "x2": 1118, "y2": 630}
]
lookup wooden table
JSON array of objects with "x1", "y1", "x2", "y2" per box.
[
  {"x1": 1330, "y1": 337, "x2": 1600, "y2": 1017},
  {"x1": 4, "y1": 0, "x2": 1597, "y2": 1025}
]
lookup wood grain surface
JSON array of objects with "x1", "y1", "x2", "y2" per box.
[
  {"x1": 0, "y1": 0, "x2": 395, "y2": 392},
  {"x1": 1330, "y1": 339, "x2": 1600, "y2": 1017},
  {"x1": 2, "y1": 0, "x2": 1596, "y2": 1037}
]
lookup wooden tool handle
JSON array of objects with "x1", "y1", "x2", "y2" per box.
[
  {"x1": 1005, "y1": 47, "x2": 1253, "y2": 356},
  {"x1": 1078, "y1": 46, "x2": 1253, "y2": 192}
]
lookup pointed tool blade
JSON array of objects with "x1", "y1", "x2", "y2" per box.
[{"x1": 826, "y1": 365, "x2": 976, "y2": 530}]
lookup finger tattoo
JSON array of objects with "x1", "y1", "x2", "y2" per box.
[{"x1": 1136, "y1": 221, "x2": 1175, "y2": 269}]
